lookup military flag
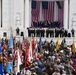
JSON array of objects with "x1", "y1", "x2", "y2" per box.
[
  {"x1": 0, "y1": 46, "x2": 4, "y2": 75},
  {"x1": 29, "y1": 40, "x2": 32, "y2": 62},
  {"x1": 72, "y1": 39, "x2": 76, "y2": 53},
  {"x1": 25, "y1": 40, "x2": 29, "y2": 67},
  {"x1": 39, "y1": 34, "x2": 42, "y2": 48},
  {"x1": 56, "y1": 34, "x2": 60, "y2": 51},
  {"x1": 9, "y1": 34, "x2": 13, "y2": 48}
]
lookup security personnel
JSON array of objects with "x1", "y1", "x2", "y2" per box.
[
  {"x1": 46, "y1": 29, "x2": 49, "y2": 37},
  {"x1": 71, "y1": 28, "x2": 75, "y2": 37},
  {"x1": 16, "y1": 27, "x2": 20, "y2": 35},
  {"x1": 36, "y1": 29, "x2": 41, "y2": 37},
  {"x1": 27, "y1": 28, "x2": 35, "y2": 37},
  {"x1": 41, "y1": 29, "x2": 45, "y2": 37}
]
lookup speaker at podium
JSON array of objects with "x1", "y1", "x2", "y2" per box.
[{"x1": 21, "y1": 32, "x2": 24, "y2": 36}]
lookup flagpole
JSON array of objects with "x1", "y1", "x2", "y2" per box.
[
  {"x1": 0, "y1": 47, "x2": 4, "y2": 74},
  {"x1": 68, "y1": 0, "x2": 70, "y2": 29},
  {"x1": 9, "y1": 32, "x2": 13, "y2": 73}
]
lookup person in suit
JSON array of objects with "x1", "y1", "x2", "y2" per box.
[
  {"x1": 64, "y1": 29, "x2": 68, "y2": 37},
  {"x1": 16, "y1": 27, "x2": 20, "y2": 35},
  {"x1": 27, "y1": 28, "x2": 35, "y2": 37},
  {"x1": 71, "y1": 28, "x2": 75, "y2": 37},
  {"x1": 61, "y1": 28, "x2": 65, "y2": 37},
  {"x1": 36, "y1": 29, "x2": 41, "y2": 37},
  {"x1": 46, "y1": 29, "x2": 50, "y2": 37},
  {"x1": 40, "y1": 29, "x2": 45, "y2": 37}
]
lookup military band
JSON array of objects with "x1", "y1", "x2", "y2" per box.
[
  {"x1": 27, "y1": 28, "x2": 74, "y2": 38},
  {"x1": 46, "y1": 29, "x2": 54, "y2": 37},
  {"x1": 27, "y1": 28, "x2": 35, "y2": 37}
]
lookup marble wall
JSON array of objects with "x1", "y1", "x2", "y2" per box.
[{"x1": 0, "y1": 0, "x2": 76, "y2": 38}]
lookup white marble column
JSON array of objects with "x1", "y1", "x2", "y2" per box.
[
  {"x1": 0, "y1": 0, "x2": 1, "y2": 28},
  {"x1": 10, "y1": 0, "x2": 14, "y2": 30},
  {"x1": 64, "y1": 0, "x2": 69, "y2": 29},
  {"x1": 39, "y1": 1, "x2": 44, "y2": 21},
  {"x1": 2, "y1": 0, "x2": 11, "y2": 29},
  {"x1": 29, "y1": 0, "x2": 32, "y2": 27},
  {"x1": 25, "y1": 0, "x2": 30, "y2": 37},
  {"x1": 54, "y1": 1, "x2": 58, "y2": 21}
]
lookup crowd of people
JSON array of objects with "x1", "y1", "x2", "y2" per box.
[
  {"x1": 32, "y1": 20, "x2": 60, "y2": 28},
  {"x1": 0, "y1": 35, "x2": 76, "y2": 75}
]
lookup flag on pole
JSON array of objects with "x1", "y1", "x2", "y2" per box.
[
  {"x1": 39, "y1": 35, "x2": 42, "y2": 48},
  {"x1": 17, "y1": 50, "x2": 22, "y2": 73},
  {"x1": 35, "y1": 41, "x2": 38, "y2": 59},
  {"x1": 0, "y1": 46, "x2": 2, "y2": 53},
  {"x1": 32, "y1": 35, "x2": 36, "y2": 51},
  {"x1": 56, "y1": 35, "x2": 60, "y2": 51},
  {"x1": 72, "y1": 39, "x2": 76, "y2": 53},
  {"x1": 0, "y1": 63, "x2": 4, "y2": 75},
  {"x1": 0, "y1": 46, "x2": 4, "y2": 75},
  {"x1": 9, "y1": 34, "x2": 13, "y2": 48},
  {"x1": 29, "y1": 40, "x2": 32, "y2": 62},
  {"x1": 6, "y1": 61, "x2": 13, "y2": 73},
  {"x1": 13, "y1": 37, "x2": 16, "y2": 50},
  {"x1": 22, "y1": 40, "x2": 26, "y2": 51},
  {"x1": 25, "y1": 41, "x2": 29, "y2": 67}
]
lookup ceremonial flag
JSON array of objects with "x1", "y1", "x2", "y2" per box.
[
  {"x1": 6, "y1": 61, "x2": 13, "y2": 73},
  {"x1": 42, "y1": 1, "x2": 54, "y2": 21},
  {"x1": 13, "y1": 37, "x2": 16, "y2": 50},
  {"x1": 22, "y1": 40, "x2": 26, "y2": 51},
  {"x1": 0, "y1": 46, "x2": 2, "y2": 53},
  {"x1": 2, "y1": 42, "x2": 7, "y2": 50},
  {"x1": 0, "y1": 63, "x2": 4, "y2": 75},
  {"x1": 29, "y1": 40, "x2": 32, "y2": 62},
  {"x1": 32, "y1": 35, "x2": 36, "y2": 51},
  {"x1": 17, "y1": 51, "x2": 22, "y2": 72},
  {"x1": 0, "y1": 46, "x2": 2, "y2": 62},
  {"x1": 9, "y1": 34, "x2": 13, "y2": 48},
  {"x1": 32, "y1": 1, "x2": 40, "y2": 25},
  {"x1": 31, "y1": 35, "x2": 36, "y2": 59},
  {"x1": 0, "y1": 46, "x2": 4, "y2": 75},
  {"x1": 39, "y1": 35, "x2": 42, "y2": 48},
  {"x1": 25, "y1": 41, "x2": 29, "y2": 67},
  {"x1": 72, "y1": 39, "x2": 76, "y2": 53},
  {"x1": 4, "y1": 52, "x2": 8, "y2": 63},
  {"x1": 56, "y1": 35, "x2": 60, "y2": 51},
  {"x1": 35, "y1": 41, "x2": 38, "y2": 59}
]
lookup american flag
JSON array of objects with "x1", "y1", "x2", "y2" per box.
[
  {"x1": 35, "y1": 41, "x2": 38, "y2": 59},
  {"x1": 32, "y1": 1, "x2": 40, "y2": 25},
  {"x1": 29, "y1": 40, "x2": 32, "y2": 62},
  {"x1": 3, "y1": 51, "x2": 8, "y2": 63},
  {"x1": 58, "y1": 1, "x2": 64, "y2": 28},
  {"x1": 13, "y1": 38, "x2": 16, "y2": 50},
  {"x1": 25, "y1": 41, "x2": 29, "y2": 67},
  {"x1": 22, "y1": 41, "x2": 26, "y2": 51},
  {"x1": 13, "y1": 49, "x2": 22, "y2": 62},
  {"x1": 42, "y1": 1, "x2": 55, "y2": 21}
]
